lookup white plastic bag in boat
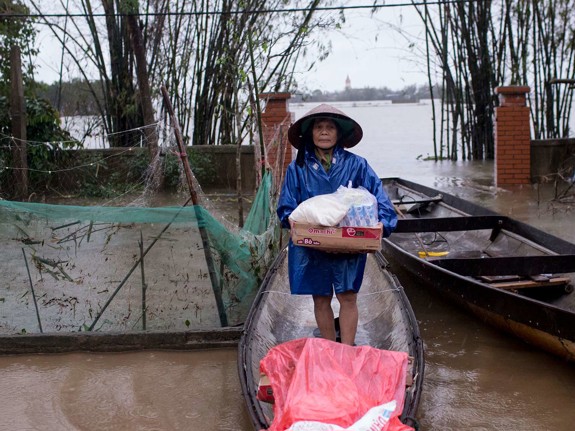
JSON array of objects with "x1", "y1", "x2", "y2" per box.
[{"x1": 286, "y1": 400, "x2": 397, "y2": 431}]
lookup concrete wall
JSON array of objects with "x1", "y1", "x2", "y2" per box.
[
  {"x1": 51, "y1": 89, "x2": 575, "y2": 193},
  {"x1": 57, "y1": 145, "x2": 258, "y2": 193},
  {"x1": 531, "y1": 138, "x2": 575, "y2": 182},
  {"x1": 60, "y1": 135, "x2": 573, "y2": 192},
  {"x1": 191, "y1": 145, "x2": 257, "y2": 191}
]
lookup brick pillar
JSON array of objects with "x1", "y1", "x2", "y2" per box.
[
  {"x1": 494, "y1": 86, "x2": 531, "y2": 186},
  {"x1": 259, "y1": 92, "x2": 293, "y2": 187}
]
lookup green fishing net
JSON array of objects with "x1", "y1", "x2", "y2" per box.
[{"x1": 0, "y1": 172, "x2": 281, "y2": 334}]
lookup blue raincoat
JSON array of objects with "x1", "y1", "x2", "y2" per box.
[{"x1": 277, "y1": 145, "x2": 397, "y2": 296}]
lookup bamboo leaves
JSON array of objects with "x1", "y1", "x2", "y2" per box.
[
  {"x1": 27, "y1": 1, "x2": 338, "y2": 154},
  {"x1": 411, "y1": 0, "x2": 575, "y2": 160}
]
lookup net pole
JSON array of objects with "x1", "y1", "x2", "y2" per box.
[
  {"x1": 139, "y1": 231, "x2": 147, "y2": 330},
  {"x1": 160, "y1": 85, "x2": 228, "y2": 327},
  {"x1": 22, "y1": 248, "x2": 43, "y2": 333}
]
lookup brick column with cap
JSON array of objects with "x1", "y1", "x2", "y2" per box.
[
  {"x1": 494, "y1": 86, "x2": 531, "y2": 185},
  {"x1": 259, "y1": 92, "x2": 293, "y2": 187}
]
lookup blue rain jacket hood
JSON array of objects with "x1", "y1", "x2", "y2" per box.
[{"x1": 277, "y1": 144, "x2": 397, "y2": 295}]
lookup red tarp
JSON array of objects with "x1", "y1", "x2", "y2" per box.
[{"x1": 260, "y1": 337, "x2": 414, "y2": 431}]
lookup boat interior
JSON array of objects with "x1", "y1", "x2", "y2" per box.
[
  {"x1": 239, "y1": 249, "x2": 424, "y2": 429},
  {"x1": 382, "y1": 179, "x2": 575, "y2": 306}
]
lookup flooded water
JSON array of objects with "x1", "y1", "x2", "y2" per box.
[
  {"x1": 404, "y1": 276, "x2": 575, "y2": 431},
  {"x1": 2, "y1": 101, "x2": 575, "y2": 430},
  {"x1": 0, "y1": 349, "x2": 250, "y2": 430}
]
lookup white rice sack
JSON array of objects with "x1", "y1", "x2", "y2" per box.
[
  {"x1": 289, "y1": 194, "x2": 351, "y2": 226},
  {"x1": 286, "y1": 400, "x2": 397, "y2": 431}
]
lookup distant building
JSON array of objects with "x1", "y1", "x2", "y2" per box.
[{"x1": 345, "y1": 75, "x2": 351, "y2": 90}]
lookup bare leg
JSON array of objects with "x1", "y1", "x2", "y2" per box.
[
  {"x1": 313, "y1": 295, "x2": 336, "y2": 341},
  {"x1": 336, "y1": 291, "x2": 358, "y2": 345}
]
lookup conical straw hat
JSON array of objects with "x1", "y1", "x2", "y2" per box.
[{"x1": 287, "y1": 103, "x2": 363, "y2": 149}]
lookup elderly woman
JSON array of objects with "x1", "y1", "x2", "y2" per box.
[{"x1": 277, "y1": 104, "x2": 397, "y2": 345}]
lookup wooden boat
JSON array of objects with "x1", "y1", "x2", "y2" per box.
[
  {"x1": 381, "y1": 177, "x2": 575, "y2": 362},
  {"x1": 238, "y1": 247, "x2": 425, "y2": 430}
]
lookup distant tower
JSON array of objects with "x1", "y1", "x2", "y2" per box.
[{"x1": 345, "y1": 75, "x2": 351, "y2": 90}]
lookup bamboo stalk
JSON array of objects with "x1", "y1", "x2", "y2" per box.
[
  {"x1": 22, "y1": 248, "x2": 43, "y2": 333},
  {"x1": 139, "y1": 230, "x2": 147, "y2": 331},
  {"x1": 86, "y1": 220, "x2": 94, "y2": 242},
  {"x1": 277, "y1": 125, "x2": 286, "y2": 251},
  {"x1": 247, "y1": 31, "x2": 266, "y2": 181},
  {"x1": 161, "y1": 85, "x2": 228, "y2": 327},
  {"x1": 52, "y1": 221, "x2": 81, "y2": 231},
  {"x1": 235, "y1": 85, "x2": 244, "y2": 229}
]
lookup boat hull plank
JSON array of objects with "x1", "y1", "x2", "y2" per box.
[
  {"x1": 395, "y1": 215, "x2": 507, "y2": 233},
  {"x1": 433, "y1": 254, "x2": 575, "y2": 276}
]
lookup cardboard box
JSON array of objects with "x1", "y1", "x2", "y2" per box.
[
  {"x1": 256, "y1": 373, "x2": 274, "y2": 404},
  {"x1": 290, "y1": 222, "x2": 383, "y2": 252}
]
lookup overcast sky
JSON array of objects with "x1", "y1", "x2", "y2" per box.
[
  {"x1": 297, "y1": 3, "x2": 430, "y2": 92},
  {"x1": 34, "y1": 2, "x2": 430, "y2": 93}
]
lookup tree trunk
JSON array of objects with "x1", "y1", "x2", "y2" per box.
[
  {"x1": 10, "y1": 45, "x2": 28, "y2": 200},
  {"x1": 126, "y1": 13, "x2": 158, "y2": 160}
]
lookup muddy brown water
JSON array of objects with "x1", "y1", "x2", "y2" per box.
[
  {"x1": 1, "y1": 173, "x2": 575, "y2": 430},
  {"x1": 0, "y1": 349, "x2": 250, "y2": 430}
]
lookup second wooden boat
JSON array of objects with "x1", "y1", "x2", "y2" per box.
[{"x1": 381, "y1": 177, "x2": 575, "y2": 362}]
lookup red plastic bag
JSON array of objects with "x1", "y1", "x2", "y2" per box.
[{"x1": 260, "y1": 338, "x2": 414, "y2": 431}]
